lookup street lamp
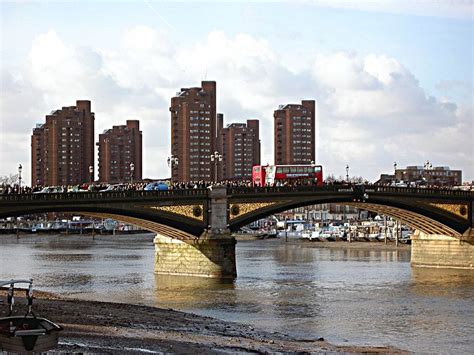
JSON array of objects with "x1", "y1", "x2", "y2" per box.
[
  {"x1": 18, "y1": 164, "x2": 22, "y2": 192},
  {"x1": 129, "y1": 162, "x2": 135, "y2": 184},
  {"x1": 345, "y1": 164, "x2": 349, "y2": 183},
  {"x1": 88, "y1": 165, "x2": 93, "y2": 184},
  {"x1": 167, "y1": 156, "x2": 178, "y2": 181},
  {"x1": 210, "y1": 151, "x2": 223, "y2": 182}
]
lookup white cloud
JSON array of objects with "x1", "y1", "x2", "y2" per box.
[{"x1": 1, "y1": 28, "x2": 472, "y2": 184}]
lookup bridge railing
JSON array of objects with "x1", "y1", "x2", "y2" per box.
[
  {"x1": 227, "y1": 185, "x2": 346, "y2": 195},
  {"x1": 0, "y1": 188, "x2": 209, "y2": 202},
  {"x1": 227, "y1": 185, "x2": 474, "y2": 198},
  {"x1": 1, "y1": 185, "x2": 472, "y2": 202},
  {"x1": 371, "y1": 186, "x2": 473, "y2": 197}
]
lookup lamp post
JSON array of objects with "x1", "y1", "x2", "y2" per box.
[
  {"x1": 18, "y1": 164, "x2": 22, "y2": 193},
  {"x1": 393, "y1": 161, "x2": 397, "y2": 182},
  {"x1": 345, "y1": 164, "x2": 349, "y2": 183},
  {"x1": 210, "y1": 151, "x2": 222, "y2": 182},
  {"x1": 88, "y1": 165, "x2": 93, "y2": 184},
  {"x1": 310, "y1": 160, "x2": 316, "y2": 184},
  {"x1": 129, "y1": 162, "x2": 135, "y2": 184},
  {"x1": 167, "y1": 156, "x2": 178, "y2": 182}
]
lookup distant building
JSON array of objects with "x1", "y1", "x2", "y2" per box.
[
  {"x1": 31, "y1": 100, "x2": 94, "y2": 186},
  {"x1": 221, "y1": 120, "x2": 261, "y2": 180},
  {"x1": 396, "y1": 165, "x2": 462, "y2": 186},
  {"x1": 97, "y1": 120, "x2": 142, "y2": 183},
  {"x1": 170, "y1": 81, "x2": 217, "y2": 182},
  {"x1": 276, "y1": 204, "x2": 366, "y2": 222},
  {"x1": 376, "y1": 164, "x2": 462, "y2": 186},
  {"x1": 274, "y1": 100, "x2": 316, "y2": 165}
]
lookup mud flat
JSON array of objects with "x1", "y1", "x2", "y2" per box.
[{"x1": 1, "y1": 292, "x2": 406, "y2": 354}]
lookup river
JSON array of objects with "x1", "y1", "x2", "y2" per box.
[{"x1": 0, "y1": 233, "x2": 473, "y2": 353}]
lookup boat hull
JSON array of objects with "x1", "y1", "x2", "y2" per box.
[{"x1": 0, "y1": 317, "x2": 62, "y2": 352}]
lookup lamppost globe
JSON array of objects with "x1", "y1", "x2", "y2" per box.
[
  {"x1": 129, "y1": 162, "x2": 135, "y2": 184},
  {"x1": 88, "y1": 165, "x2": 93, "y2": 183},
  {"x1": 210, "y1": 151, "x2": 222, "y2": 182},
  {"x1": 167, "y1": 156, "x2": 178, "y2": 181}
]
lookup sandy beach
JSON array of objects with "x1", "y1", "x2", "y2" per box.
[{"x1": 0, "y1": 292, "x2": 406, "y2": 354}]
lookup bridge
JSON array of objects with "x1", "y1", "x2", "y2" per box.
[{"x1": 1, "y1": 185, "x2": 473, "y2": 276}]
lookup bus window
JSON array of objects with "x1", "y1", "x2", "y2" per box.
[
  {"x1": 276, "y1": 167, "x2": 283, "y2": 173},
  {"x1": 282, "y1": 167, "x2": 290, "y2": 173},
  {"x1": 297, "y1": 167, "x2": 304, "y2": 173}
]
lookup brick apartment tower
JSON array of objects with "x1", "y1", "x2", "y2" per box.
[
  {"x1": 31, "y1": 100, "x2": 94, "y2": 186},
  {"x1": 274, "y1": 100, "x2": 316, "y2": 165},
  {"x1": 97, "y1": 120, "x2": 142, "y2": 183},
  {"x1": 221, "y1": 120, "x2": 261, "y2": 180},
  {"x1": 170, "y1": 81, "x2": 217, "y2": 182}
]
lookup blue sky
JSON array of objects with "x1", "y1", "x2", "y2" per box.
[{"x1": 1, "y1": 1, "x2": 473, "y2": 183}]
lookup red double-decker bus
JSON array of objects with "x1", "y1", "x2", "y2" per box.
[{"x1": 252, "y1": 164, "x2": 323, "y2": 187}]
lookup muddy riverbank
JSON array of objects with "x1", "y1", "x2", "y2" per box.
[{"x1": 1, "y1": 293, "x2": 405, "y2": 353}]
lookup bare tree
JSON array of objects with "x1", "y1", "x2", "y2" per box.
[
  {"x1": 351, "y1": 176, "x2": 365, "y2": 184},
  {"x1": 325, "y1": 174, "x2": 336, "y2": 183},
  {"x1": 0, "y1": 174, "x2": 19, "y2": 185}
]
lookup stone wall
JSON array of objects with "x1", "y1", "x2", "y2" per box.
[
  {"x1": 411, "y1": 229, "x2": 473, "y2": 269},
  {"x1": 154, "y1": 234, "x2": 237, "y2": 278}
]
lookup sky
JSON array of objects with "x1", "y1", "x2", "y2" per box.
[{"x1": 1, "y1": 0, "x2": 473, "y2": 184}]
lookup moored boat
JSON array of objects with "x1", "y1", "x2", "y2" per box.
[{"x1": 0, "y1": 279, "x2": 62, "y2": 353}]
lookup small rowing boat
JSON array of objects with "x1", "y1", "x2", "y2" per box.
[{"x1": 0, "y1": 279, "x2": 62, "y2": 352}]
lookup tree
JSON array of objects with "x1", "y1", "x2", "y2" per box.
[
  {"x1": 0, "y1": 174, "x2": 19, "y2": 185},
  {"x1": 325, "y1": 174, "x2": 336, "y2": 183}
]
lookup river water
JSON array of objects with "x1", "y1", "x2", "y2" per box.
[{"x1": 0, "y1": 234, "x2": 473, "y2": 353}]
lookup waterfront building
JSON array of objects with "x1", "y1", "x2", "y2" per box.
[
  {"x1": 278, "y1": 204, "x2": 365, "y2": 222},
  {"x1": 97, "y1": 120, "x2": 142, "y2": 183},
  {"x1": 396, "y1": 164, "x2": 462, "y2": 186},
  {"x1": 221, "y1": 120, "x2": 261, "y2": 180},
  {"x1": 377, "y1": 163, "x2": 462, "y2": 186},
  {"x1": 31, "y1": 100, "x2": 94, "y2": 186},
  {"x1": 274, "y1": 100, "x2": 316, "y2": 165},
  {"x1": 170, "y1": 81, "x2": 217, "y2": 182}
]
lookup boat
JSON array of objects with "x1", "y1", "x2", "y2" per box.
[
  {"x1": 367, "y1": 233, "x2": 380, "y2": 242},
  {"x1": 0, "y1": 279, "x2": 62, "y2": 353}
]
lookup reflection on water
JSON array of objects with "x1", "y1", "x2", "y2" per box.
[
  {"x1": 0, "y1": 234, "x2": 473, "y2": 353},
  {"x1": 411, "y1": 267, "x2": 474, "y2": 298},
  {"x1": 154, "y1": 274, "x2": 235, "y2": 306}
]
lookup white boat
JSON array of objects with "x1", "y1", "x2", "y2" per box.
[{"x1": 368, "y1": 233, "x2": 380, "y2": 242}]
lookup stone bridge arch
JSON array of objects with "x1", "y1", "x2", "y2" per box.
[
  {"x1": 0, "y1": 190, "x2": 210, "y2": 240},
  {"x1": 227, "y1": 186, "x2": 472, "y2": 239},
  {"x1": 229, "y1": 198, "x2": 466, "y2": 237}
]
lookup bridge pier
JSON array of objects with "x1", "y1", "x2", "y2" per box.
[
  {"x1": 411, "y1": 229, "x2": 473, "y2": 270},
  {"x1": 154, "y1": 233, "x2": 237, "y2": 278}
]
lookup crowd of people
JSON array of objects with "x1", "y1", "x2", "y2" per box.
[
  {"x1": 1, "y1": 179, "x2": 470, "y2": 195},
  {"x1": 0, "y1": 180, "x2": 254, "y2": 195}
]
